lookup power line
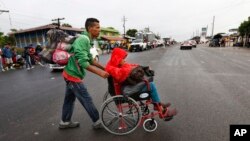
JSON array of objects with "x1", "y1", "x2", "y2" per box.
[{"x1": 11, "y1": 12, "x2": 51, "y2": 21}]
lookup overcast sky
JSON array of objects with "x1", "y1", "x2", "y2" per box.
[{"x1": 0, "y1": 0, "x2": 250, "y2": 41}]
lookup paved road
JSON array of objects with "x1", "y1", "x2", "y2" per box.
[{"x1": 1, "y1": 45, "x2": 250, "y2": 141}]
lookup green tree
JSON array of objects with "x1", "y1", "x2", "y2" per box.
[
  {"x1": 107, "y1": 27, "x2": 114, "y2": 29},
  {"x1": 126, "y1": 29, "x2": 138, "y2": 37},
  {"x1": 10, "y1": 29, "x2": 18, "y2": 32},
  {"x1": 238, "y1": 17, "x2": 250, "y2": 46},
  {"x1": 62, "y1": 23, "x2": 72, "y2": 27},
  {"x1": 0, "y1": 32, "x2": 15, "y2": 47}
]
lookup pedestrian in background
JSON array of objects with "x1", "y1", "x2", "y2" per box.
[
  {"x1": 23, "y1": 45, "x2": 33, "y2": 70},
  {"x1": 0, "y1": 48, "x2": 5, "y2": 72},
  {"x1": 59, "y1": 18, "x2": 109, "y2": 129},
  {"x1": 107, "y1": 41, "x2": 111, "y2": 54},
  {"x1": 2, "y1": 44, "x2": 14, "y2": 70},
  {"x1": 35, "y1": 44, "x2": 43, "y2": 55},
  {"x1": 11, "y1": 48, "x2": 17, "y2": 65}
]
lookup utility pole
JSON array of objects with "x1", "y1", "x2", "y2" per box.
[
  {"x1": 0, "y1": 10, "x2": 9, "y2": 14},
  {"x1": 122, "y1": 16, "x2": 127, "y2": 37},
  {"x1": 206, "y1": 25, "x2": 208, "y2": 37},
  {"x1": 52, "y1": 18, "x2": 65, "y2": 29},
  {"x1": 0, "y1": 9, "x2": 11, "y2": 27},
  {"x1": 211, "y1": 16, "x2": 215, "y2": 37}
]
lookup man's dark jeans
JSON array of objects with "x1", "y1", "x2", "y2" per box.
[{"x1": 62, "y1": 80, "x2": 99, "y2": 123}]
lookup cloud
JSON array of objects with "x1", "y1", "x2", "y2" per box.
[{"x1": 0, "y1": 0, "x2": 250, "y2": 41}]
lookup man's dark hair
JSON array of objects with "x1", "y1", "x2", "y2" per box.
[{"x1": 85, "y1": 18, "x2": 99, "y2": 32}]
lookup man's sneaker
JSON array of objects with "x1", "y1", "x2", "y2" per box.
[
  {"x1": 1, "y1": 69, "x2": 5, "y2": 72},
  {"x1": 92, "y1": 120, "x2": 103, "y2": 129},
  {"x1": 27, "y1": 68, "x2": 30, "y2": 71},
  {"x1": 31, "y1": 66, "x2": 34, "y2": 69},
  {"x1": 59, "y1": 121, "x2": 80, "y2": 129}
]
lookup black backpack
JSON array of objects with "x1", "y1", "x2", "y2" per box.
[{"x1": 123, "y1": 66, "x2": 154, "y2": 86}]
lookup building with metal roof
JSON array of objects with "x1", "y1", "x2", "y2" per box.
[{"x1": 9, "y1": 25, "x2": 121, "y2": 48}]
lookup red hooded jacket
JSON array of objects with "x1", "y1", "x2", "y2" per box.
[{"x1": 106, "y1": 48, "x2": 138, "y2": 94}]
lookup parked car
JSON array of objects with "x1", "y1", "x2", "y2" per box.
[
  {"x1": 157, "y1": 39, "x2": 165, "y2": 47},
  {"x1": 129, "y1": 39, "x2": 147, "y2": 52},
  {"x1": 180, "y1": 41, "x2": 192, "y2": 50},
  {"x1": 189, "y1": 40, "x2": 197, "y2": 48},
  {"x1": 209, "y1": 39, "x2": 220, "y2": 47}
]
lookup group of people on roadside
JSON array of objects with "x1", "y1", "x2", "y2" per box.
[
  {"x1": 100, "y1": 41, "x2": 129, "y2": 54},
  {"x1": 0, "y1": 43, "x2": 43, "y2": 72},
  {"x1": 0, "y1": 44, "x2": 16, "y2": 72},
  {"x1": 22, "y1": 44, "x2": 43, "y2": 70}
]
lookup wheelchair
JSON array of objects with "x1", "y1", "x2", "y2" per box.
[{"x1": 100, "y1": 75, "x2": 169, "y2": 135}]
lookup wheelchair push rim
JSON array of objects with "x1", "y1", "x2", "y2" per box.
[{"x1": 101, "y1": 95, "x2": 142, "y2": 135}]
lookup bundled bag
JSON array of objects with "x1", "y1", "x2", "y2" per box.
[
  {"x1": 123, "y1": 66, "x2": 154, "y2": 86},
  {"x1": 121, "y1": 66, "x2": 154, "y2": 99},
  {"x1": 52, "y1": 49, "x2": 71, "y2": 66},
  {"x1": 39, "y1": 29, "x2": 78, "y2": 65}
]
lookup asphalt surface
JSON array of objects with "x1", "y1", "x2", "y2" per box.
[{"x1": 1, "y1": 45, "x2": 250, "y2": 141}]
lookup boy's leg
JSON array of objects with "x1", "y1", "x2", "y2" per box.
[{"x1": 148, "y1": 82, "x2": 161, "y2": 103}]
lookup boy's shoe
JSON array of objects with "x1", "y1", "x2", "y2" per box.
[
  {"x1": 92, "y1": 120, "x2": 103, "y2": 129},
  {"x1": 27, "y1": 68, "x2": 30, "y2": 71},
  {"x1": 153, "y1": 102, "x2": 171, "y2": 111},
  {"x1": 162, "y1": 103, "x2": 171, "y2": 108},
  {"x1": 163, "y1": 108, "x2": 177, "y2": 121},
  {"x1": 1, "y1": 69, "x2": 5, "y2": 72},
  {"x1": 164, "y1": 116, "x2": 174, "y2": 121},
  {"x1": 31, "y1": 66, "x2": 34, "y2": 69},
  {"x1": 59, "y1": 121, "x2": 80, "y2": 129}
]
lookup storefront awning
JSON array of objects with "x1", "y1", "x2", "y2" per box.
[{"x1": 101, "y1": 35, "x2": 125, "y2": 41}]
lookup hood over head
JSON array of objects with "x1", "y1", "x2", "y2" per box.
[{"x1": 108, "y1": 48, "x2": 127, "y2": 67}]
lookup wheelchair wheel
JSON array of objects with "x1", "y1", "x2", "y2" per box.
[
  {"x1": 143, "y1": 118, "x2": 158, "y2": 132},
  {"x1": 102, "y1": 91, "x2": 116, "y2": 115},
  {"x1": 101, "y1": 95, "x2": 141, "y2": 135},
  {"x1": 103, "y1": 91, "x2": 111, "y2": 102}
]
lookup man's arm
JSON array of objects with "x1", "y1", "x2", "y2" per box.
[
  {"x1": 86, "y1": 64, "x2": 109, "y2": 78},
  {"x1": 91, "y1": 59, "x2": 105, "y2": 70}
]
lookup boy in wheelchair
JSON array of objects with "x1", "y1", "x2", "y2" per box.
[{"x1": 105, "y1": 48, "x2": 177, "y2": 121}]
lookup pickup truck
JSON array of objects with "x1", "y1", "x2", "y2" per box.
[{"x1": 129, "y1": 39, "x2": 147, "y2": 52}]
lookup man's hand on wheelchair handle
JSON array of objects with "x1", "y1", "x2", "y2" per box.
[
  {"x1": 100, "y1": 71, "x2": 109, "y2": 79},
  {"x1": 86, "y1": 65, "x2": 109, "y2": 79}
]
